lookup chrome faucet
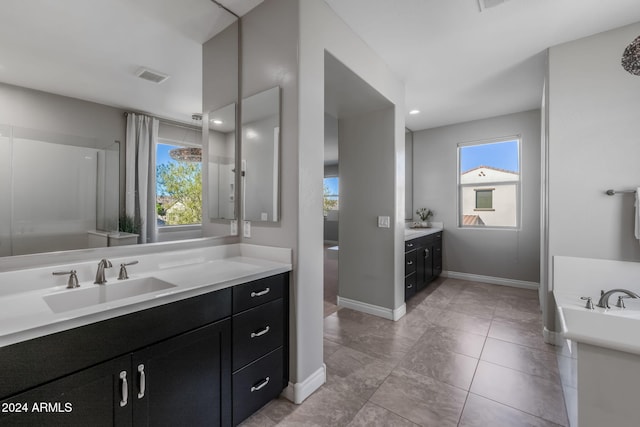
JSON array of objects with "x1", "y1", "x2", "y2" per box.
[
  {"x1": 596, "y1": 289, "x2": 640, "y2": 309},
  {"x1": 94, "y1": 259, "x2": 113, "y2": 284}
]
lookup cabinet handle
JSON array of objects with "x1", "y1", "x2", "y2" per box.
[
  {"x1": 119, "y1": 371, "x2": 128, "y2": 407},
  {"x1": 250, "y1": 325, "x2": 270, "y2": 338},
  {"x1": 250, "y1": 287, "x2": 270, "y2": 298},
  {"x1": 424, "y1": 249, "x2": 430, "y2": 258},
  {"x1": 406, "y1": 260, "x2": 413, "y2": 265},
  {"x1": 407, "y1": 283, "x2": 413, "y2": 289},
  {"x1": 250, "y1": 377, "x2": 270, "y2": 392},
  {"x1": 407, "y1": 243, "x2": 414, "y2": 248},
  {"x1": 137, "y1": 364, "x2": 146, "y2": 399}
]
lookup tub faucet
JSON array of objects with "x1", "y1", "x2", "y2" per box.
[
  {"x1": 94, "y1": 259, "x2": 113, "y2": 284},
  {"x1": 596, "y1": 289, "x2": 640, "y2": 309}
]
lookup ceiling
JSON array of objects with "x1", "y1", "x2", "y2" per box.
[
  {"x1": 324, "y1": 0, "x2": 640, "y2": 131},
  {"x1": 2, "y1": 1, "x2": 640, "y2": 130},
  {"x1": 0, "y1": 0, "x2": 262, "y2": 123}
]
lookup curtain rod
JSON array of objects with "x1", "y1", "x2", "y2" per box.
[{"x1": 123, "y1": 112, "x2": 201, "y2": 132}]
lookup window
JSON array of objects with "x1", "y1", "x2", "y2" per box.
[
  {"x1": 156, "y1": 142, "x2": 202, "y2": 227},
  {"x1": 475, "y1": 189, "x2": 494, "y2": 210},
  {"x1": 458, "y1": 138, "x2": 520, "y2": 228},
  {"x1": 323, "y1": 176, "x2": 339, "y2": 216}
]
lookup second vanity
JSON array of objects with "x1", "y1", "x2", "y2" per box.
[
  {"x1": 404, "y1": 224, "x2": 443, "y2": 300},
  {"x1": 0, "y1": 243, "x2": 292, "y2": 427}
]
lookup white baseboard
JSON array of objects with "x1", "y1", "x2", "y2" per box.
[
  {"x1": 442, "y1": 270, "x2": 539, "y2": 290},
  {"x1": 337, "y1": 296, "x2": 406, "y2": 321},
  {"x1": 281, "y1": 363, "x2": 326, "y2": 404}
]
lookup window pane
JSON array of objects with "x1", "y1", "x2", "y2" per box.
[
  {"x1": 459, "y1": 139, "x2": 519, "y2": 228},
  {"x1": 476, "y1": 190, "x2": 493, "y2": 209},
  {"x1": 323, "y1": 177, "x2": 339, "y2": 213},
  {"x1": 156, "y1": 143, "x2": 202, "y2": 226}
]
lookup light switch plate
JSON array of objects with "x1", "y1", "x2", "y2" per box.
[
  {"x1": 378, "y1": 216, "x2": 390, "y2": 228},
  {"x1": 230, "y1": 220, "x2": 237, "y2": 235},
  {"x1": 261, "y1": 212, "x2": 268, "y2": 221},
  {"x1": 243, "y1": 220, "x2": 251, "y2": 238}
]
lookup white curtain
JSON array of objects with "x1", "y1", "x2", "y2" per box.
[{"x1": 125, "y1": 113, "x2": 159, "y2": 244}]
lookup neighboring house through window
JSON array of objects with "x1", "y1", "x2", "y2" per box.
[
  {"x1": 458, "y1": 138, "x2": 520, "y2": 228},
  {"x1": 323, "y1": 176, "x2": 339, "y2": 216}
]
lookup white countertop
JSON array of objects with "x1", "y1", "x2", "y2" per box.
[
  {"x1": 0, "y1": 244, "x2": 292, "y2": 348},
  {"x1": 555, "y1": 291, "x2": 640, "y2": 355},
  {"x1": 553, "y1": 256, "x2": 640, "y2": 355},
  {"x1": 404, "y1": 225, "x2": 443, "y2": 241}
]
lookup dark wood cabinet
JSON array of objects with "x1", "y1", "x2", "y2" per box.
[
  {"x1": 0, "y1": 272, "x2": 289, "y2": 427},
  {"x1": 404, "y1": 231, "x2": 442, "y2": 300}
]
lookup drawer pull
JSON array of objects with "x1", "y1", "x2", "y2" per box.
[
  {"x1": 251, "y1": 325, "x2": 271, "y2": 338},
  {"x1": 406, "y1": 260, "x2": 413, "y2": 265},
  {"x1": 119, "y1": 371, "x2": 128, "y2": 407},
  {"x1": 137, "y1": 364, "x2": 146, "y2": 399},
  {"x1": 250, "y1": 287, "x2": 270, "y2": 298},
  {"x1": 407, "y1": 283, "x2": 413, "y2": 289},
  {"x1": 407, "y1": 243, "x2": 414, "y2": 248},
  {"x1": 250, "y1": 377, "x2": 270, "y2": 392}
]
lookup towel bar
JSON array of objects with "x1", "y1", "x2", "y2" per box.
[{"x1": 605, "y1": 189, "x2": 637, "y2": 196}]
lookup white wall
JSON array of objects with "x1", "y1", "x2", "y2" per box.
[
  {"x1": 545, "y1": 22, "x2": 640, "y2": 330},
  {"x1": 413, "y1": 110, "x2": 541, "y2": 284}
]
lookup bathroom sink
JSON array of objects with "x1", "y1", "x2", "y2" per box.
[{"x1": 43, "y1": 277, "x2": 177, "y2": 313}]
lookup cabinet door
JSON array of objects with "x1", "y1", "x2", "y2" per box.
[
  {"x1": 415, "y1": 238, "x2": 426, "y2": 290},
  {"x1": 422, "y1": 237, "x2": 434, "y2": 286},
  {"x1": 0, "y1": 355, "x2": 131, "y2": 427},
  {"x1": 133, "y1": 319, "x2": 231, "y2": 427}
]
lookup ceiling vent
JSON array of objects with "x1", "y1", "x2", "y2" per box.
[
  {"x1": 136, "y1": 67, "x2": 170, "y2": 84},
  {"x1": 477, "y1": 0, "x2": 510, "y2": 11}
]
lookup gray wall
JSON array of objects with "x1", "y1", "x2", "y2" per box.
[
  {"x1": 413, "y1": 109, "x2": 541, "y2": 283},
  {"x1": 339, "y1": 107, "x2": 396, "y2": 307},
  {"x1": 202, "y1": 20, "x2": 239, "y2": 238},
  {"x1": 545, "y1": 22, "x2": 640, "y2": 330},
  {"x1": 240, "y1": 0, "x2": 302, "y2": 381}
]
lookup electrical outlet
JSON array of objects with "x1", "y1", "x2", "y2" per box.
[
  {"x1": 377, "y1": 216, "x2": 390, "y2": 228},
  {"x1": 243, "y1": 220, "x2": 251, "y2": 238},
  {"x1": 261, "y1": 212, "x2": 268, "y2": 221},
  {"x1": 230, "y1": 220, "x2": 237, "y2": 235}
]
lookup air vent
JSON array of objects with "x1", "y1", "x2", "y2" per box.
[{"x1": 136, "y1": 67, "x2": 170, "y2": 84}]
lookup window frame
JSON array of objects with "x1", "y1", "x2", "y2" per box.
[{"x1": 457, "y1": 136, "x2": 521, "y2": 230}]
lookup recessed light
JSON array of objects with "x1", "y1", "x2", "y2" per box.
[
  {"x1": 211, "y1": 119, "x2": 223, "y2": 125},
  {"x1": 409, "y1": 109, "x2": 420, "y2": 115}
]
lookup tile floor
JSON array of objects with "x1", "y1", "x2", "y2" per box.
[{"x1": 241, "y1": 277, "x2": 571, "y2": 427}]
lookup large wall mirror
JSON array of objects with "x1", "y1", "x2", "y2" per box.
[
  {"x1": 242, "y1": 87, "x2": 281, "y2": 222},
  {"x1": 0, "y1": 0, "x2": 240, "y2": 257}
]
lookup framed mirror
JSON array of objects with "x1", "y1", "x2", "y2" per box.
[
  {"x1": 206, "y1": 103, "x2": 237, "y2": 220},
  {"x1": 241, "y1": 87, "x2": 281, "y2": 222},
  {"x1": 0, "y1": 1, "x2": 239, "y2": 257}
]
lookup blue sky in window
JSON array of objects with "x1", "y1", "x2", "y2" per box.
[
  {"x1": 324, "y1": 176, "x2": 339, "y2": 195},
  {"x1": 460, "y1": 140, "x2": 519, "y2": 173},
  {"x1": 157, "y1": 143, "x2": 179, "y2": 196}
]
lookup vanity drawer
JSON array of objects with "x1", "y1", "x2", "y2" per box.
[
  {"x1": 405, "y1": 273, "x2": 417, "y2": 300},
  {"x1": 232, "y1": 347, "x2": 284, "y2": 425},
  {"x1": 233, "y1": 274, "x2": 285, "y2": 313},
  {"x1": 405, "y1": 250, "x2": 417, "y2": 276},
  {"x1": 232, "y1": 298, "x2": 284, "y2": 371}
]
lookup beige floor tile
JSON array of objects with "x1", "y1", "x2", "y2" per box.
[
  {"x1": 481, "y1": 337, "x2": 561, "y2": 382},
  {"x1": 370, "y1": 367, "x2": 467, "y2": 427},
  {"x1": 347, "y1": 402, "x2": 419, "y2": 427},
  {"x1": 470, "y1": 361, "x2": 568, "y2": 426},
  {"x1": 459, "y1": 393, "x2": 564, "y2": 427},
  {"x1": 488, "y1": 318, "x2": 556, "y2": 353},
  {"x1": 426, "y1": 307, "x2": 492, "y2": 336},
  {"x1": 276, "y1": 386, "x2": 364, "y2": 427},
  {"x1": 399, "y1": 345, "x2": 478, "y2": 390}
]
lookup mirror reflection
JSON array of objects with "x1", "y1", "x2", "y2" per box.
[
  {"x1": 0, "y1": 125, "x2": 119, "y2": 256},
  {"x1": 242, "y1": 87, "x2": 281, "y2": 222},
  {"x1": 0, "y1": 1, "x2": 239, "y2": 257},
  {"x1": 207, "y1": 103, "x2": 237, "y2": 220}
]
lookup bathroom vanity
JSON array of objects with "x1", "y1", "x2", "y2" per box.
[
  {"x1": 0, "y1": 244, "x2": 291, "y2": 427},
  {"x1": 404, "y1": 226, "x2": 442, "y2": 300}
]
